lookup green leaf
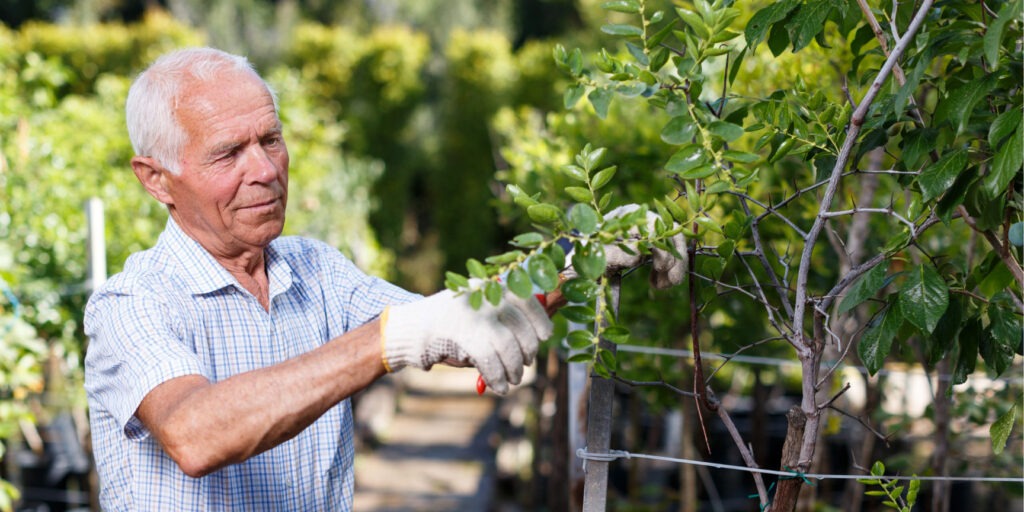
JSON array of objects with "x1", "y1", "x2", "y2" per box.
[
  {"x1": 562, "y1": 164, "x2": 589, "y2": 182},
  {"x1": 528, "y1": 204, "x2": 563, "y2": 224},
  {"x1": 991, "y1": 404, "x2": 1018, "y2": 455},
  {"x1": 467, "y1": 258, "x2": 488, "y2": 279},
  {"x1": 745, "y1": 0, "x2": 799, "y2": 48},
  {"x1": 934, "y1": 75, "x2": 996, "y2": 136},
  {"x1": 707, "y1": 120, "x2": 744, "y2": 142},
  {"x1": 569, "y1": 204, "x2": 601, "y2": 235},
  {"x1": 936, "y1": 165, "x2": 979, "y2": 224},
  {"x1": 675, "y1": 8, "x2": 710, "y2": 39},
  {"x1": 588, "y1": 87, "x2": 613, "y2": 119},
  {"x1": 723, "y1": 150, "x2": 759, "y2": 164},
  {"x1": 984, "y1": 304, "x2": 1022, "y2": 375},
  {"x1": 897, "y1": 264, "x2": 949, "y2": 335},
  {"x1": 567, "y1": 352, "x2": 594, "y2": 363},
  {"x1": 665, "y1": 144, "x2": 707, "y2": 174},
  {"x1": 871, "y1": 461, "x2": 885, "y2": 477},
  {"x1": 562, "y1": 277, "x2": 600, "y2": 303},
  {"x1": 567, "y1": 329, "x2": 595, "y2": 349},
  {"x1": 786, "y1": 0, "x2": 831, "y2": 52},
  {"x1": 572, "y1": 241, "x2": 607, "y2": 280},
  {"x1": 507, "y1": 267, "x2": 533, "y2": 299},
  {"x1": 508, "y1": 184, "x2": 539, "y2": 208},
  {"x1": 469, "y1": 289, "x2": 483, "y2": 310},
  {"x1": 839, "y1": 263, "x2": 889, "y2": 314},
  {"x1": 565, "y1": 186, "x2": 594, "y2": 203},
  {"x1": 485, "y1": 250, "x2": 525, "y2": 266},
  {"x1": 602, "y1": 0, "x2": 641, "y2": 14},
  {"x1": 601, "y1": 23, "x2": 644, "y2": 37},
  {"x1": 661, "y1": 115, "x2": 697, "y2": 145},
  {"x1": 484, "y1": 279, "x2": 503, "y2": 306},
  {"x1": 989, "y1": 108, "x2": 1022, "y2": 147},
  {"x1": 528, "y1": 254, "x2": 561, "y2": 292},
  {"x1": 901, "y1": 128, "x2": 938, "y2": 171},
  {"x1": 983, "y1": 0, "x2": 1021, "y2": 71},
  {"x1": 528, "y1": 254, "x2": 560, "y2": 292},
  {"x1": 543, "y1": 243, "x2": 567, "y2": 272},
  {"x1": 979, "y1": 328, "x2": 1014, "y2": 376},
  {"x1": 694, "y1": 216, "x2": 722, "y2": 235},
  {"x1": 985, "y1": 128, "x2": 1022, "y2": 198},
  {"x1": 564, "y1": 84, "x2": 587, "y2": 109},
  {"x1": 511, "y1": 232, "x2": 544, "y2": 248},
  {"x1": 678, "y1": 164, "x2": 717, "y2": 180},
  {"x1": 591, "y1": 166, "x2": 617, "y2": 190},
  {"x1": 598, "y1": 348, "x2": 617, "y2": 372},
  {"x1": 952, "y1": 318, "x2": 982, "y2": 386},
  {"x1": 445, "y1": 271, "x2": 470, "y2": 291},
  {"x1": 603, "y1": 325, "x2": 630, "y2": 344},
  {"x1": 560, "y1": 305, "x2": 596, "y2": 324},
  {"x1": 918, "y1": 148, "x2": 968, "y2": 203},
  {"x1": 858, "y1": 305, "x2": 902, "y2": 375},
  {"x1": 582, "y1": 146, "x2": 607, "y2": 170}
]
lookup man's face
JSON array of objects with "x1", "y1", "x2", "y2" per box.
[{"x1": 163, "y1": 69, "x2": 289, "y2": 258}]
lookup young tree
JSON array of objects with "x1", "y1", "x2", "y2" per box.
[{"x1": 461, "y1": 0, "x2": 1022, "y2": 509}]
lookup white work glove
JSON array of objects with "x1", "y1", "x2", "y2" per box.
[
  {"x1": 380, "y1": 286, "x2": 553, "y2": 394},
  {"x1": 565, "y1": 204, "x2": 688, "y2": 289}
]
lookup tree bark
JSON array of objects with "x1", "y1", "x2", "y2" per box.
[{"x1": 768, "y1": 406, "x2": 807, "y2": 512}]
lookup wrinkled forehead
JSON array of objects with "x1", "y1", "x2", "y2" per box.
[{"x1": 176, "y1": 68, "x2": 273, "y2": 116}]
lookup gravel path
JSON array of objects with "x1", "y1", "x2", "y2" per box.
[{"x1": 353, "y1": 367, "x2": 500, "y2": 511}]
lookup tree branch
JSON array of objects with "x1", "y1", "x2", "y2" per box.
[{"x1": 789, "y1": 0, "x2": 936, "y2": 482}]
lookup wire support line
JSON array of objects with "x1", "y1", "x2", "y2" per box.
[
  {"x1": 575, "y1": 448, "x2": 1024, "y2": 484},
  {"x1": 615, "y1": 344, "x2": 1024, "y2": 384}
]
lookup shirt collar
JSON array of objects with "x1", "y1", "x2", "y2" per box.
[{"x1": 160, "y1": 217, "x2": 294, "y2": 300}]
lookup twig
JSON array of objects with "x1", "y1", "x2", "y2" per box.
[
  {"x1": 610, "y1": 373, "x2": 698, "y2": 398},
  {"x1": 706, "y1": 387, "x2": 770, "y2": 506},
  {"x1": 828, "y1": 405, "x2": 892, "y2": 446}
]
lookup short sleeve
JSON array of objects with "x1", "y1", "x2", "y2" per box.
[
  {"x1": 311, "y1": 241, "x2": 421, "y2": 337},
  {"x1": 84, "y1": 287, "x2": 205, "y2": 438}
]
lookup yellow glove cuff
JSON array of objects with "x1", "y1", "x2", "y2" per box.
[{"x1": 380, "y1": 306, "x2": 394, "y2": 373}]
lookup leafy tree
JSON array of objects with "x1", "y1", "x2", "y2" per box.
[{"x1": 469, "y1": 0, "x2": 1022, "y2": 509}]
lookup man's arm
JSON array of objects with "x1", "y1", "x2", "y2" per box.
[{"x1": 136, "y1": 319, "x2": 384, "y2": 478}]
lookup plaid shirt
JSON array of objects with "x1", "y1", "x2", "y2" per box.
[{"x1": 84, "y1": 218, "x2": 417, "y2": 511}]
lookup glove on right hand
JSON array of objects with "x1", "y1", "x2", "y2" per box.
[{"x1": 380, "y1": 286, "x2": 553, "y2": 394}]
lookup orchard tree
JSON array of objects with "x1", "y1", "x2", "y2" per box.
[{"x1": 459, "y1": 0, "x2": 1022, "y2": 510}]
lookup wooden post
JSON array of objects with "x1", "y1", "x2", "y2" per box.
[{"x1": 581, "y1": 275, "x2": 622, "y2": 510}]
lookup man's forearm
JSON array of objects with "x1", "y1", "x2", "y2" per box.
[{"x1": 137, "y1": 319, "x2": 385, "y2": 477}]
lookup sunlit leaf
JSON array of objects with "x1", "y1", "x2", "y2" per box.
[{"x1": 991, "y1": 404, "x2": 1018, "y2": 455}]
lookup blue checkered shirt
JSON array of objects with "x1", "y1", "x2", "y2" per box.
[{"x1": 84, "y1": 218, "x2": 417, "y2": 511}]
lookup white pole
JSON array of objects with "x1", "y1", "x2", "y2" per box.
[{"x1": 85, "y1": 197, "x2": 106, "y2": 292}]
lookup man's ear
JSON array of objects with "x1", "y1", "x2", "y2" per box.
[{"x1": 131, "y1": 156, "x2": 174, "y2": 205}]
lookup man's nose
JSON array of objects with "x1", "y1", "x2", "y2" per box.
[{"x1": 242, "y1": 145, "x2": 282, "y2": 184}]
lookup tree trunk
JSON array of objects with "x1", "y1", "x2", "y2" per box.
[{"x1": 768, "y1": 406, "x2": 807, "y2": 512}]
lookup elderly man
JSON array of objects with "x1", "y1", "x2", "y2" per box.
[
  {"x1": 85, "y1": 46, "x2": 686, "y2": 511},
  {"x1": 84, "y1": 47, "x2": 554, "y2": 511}
]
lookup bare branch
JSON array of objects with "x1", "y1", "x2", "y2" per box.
[
  {"x1": 610, "y1": 373, "x2": 698, "y2": 398},
  {"x1": 706, "y1": 387, "x2": 770, "y2": 506},
  {"x1": 828, "y1": 405, "x2": 892, "y2": 446},
  {"x1": 729, "y1": 190, "x2": 809, "y2": 238},
  {"x1": 821, "y1": 207, "x2": 918, "y2": 236}
]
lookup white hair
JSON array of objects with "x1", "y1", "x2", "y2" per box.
[{"x1": 125, "y1": 47, "x2": 278, "y2": 174}]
